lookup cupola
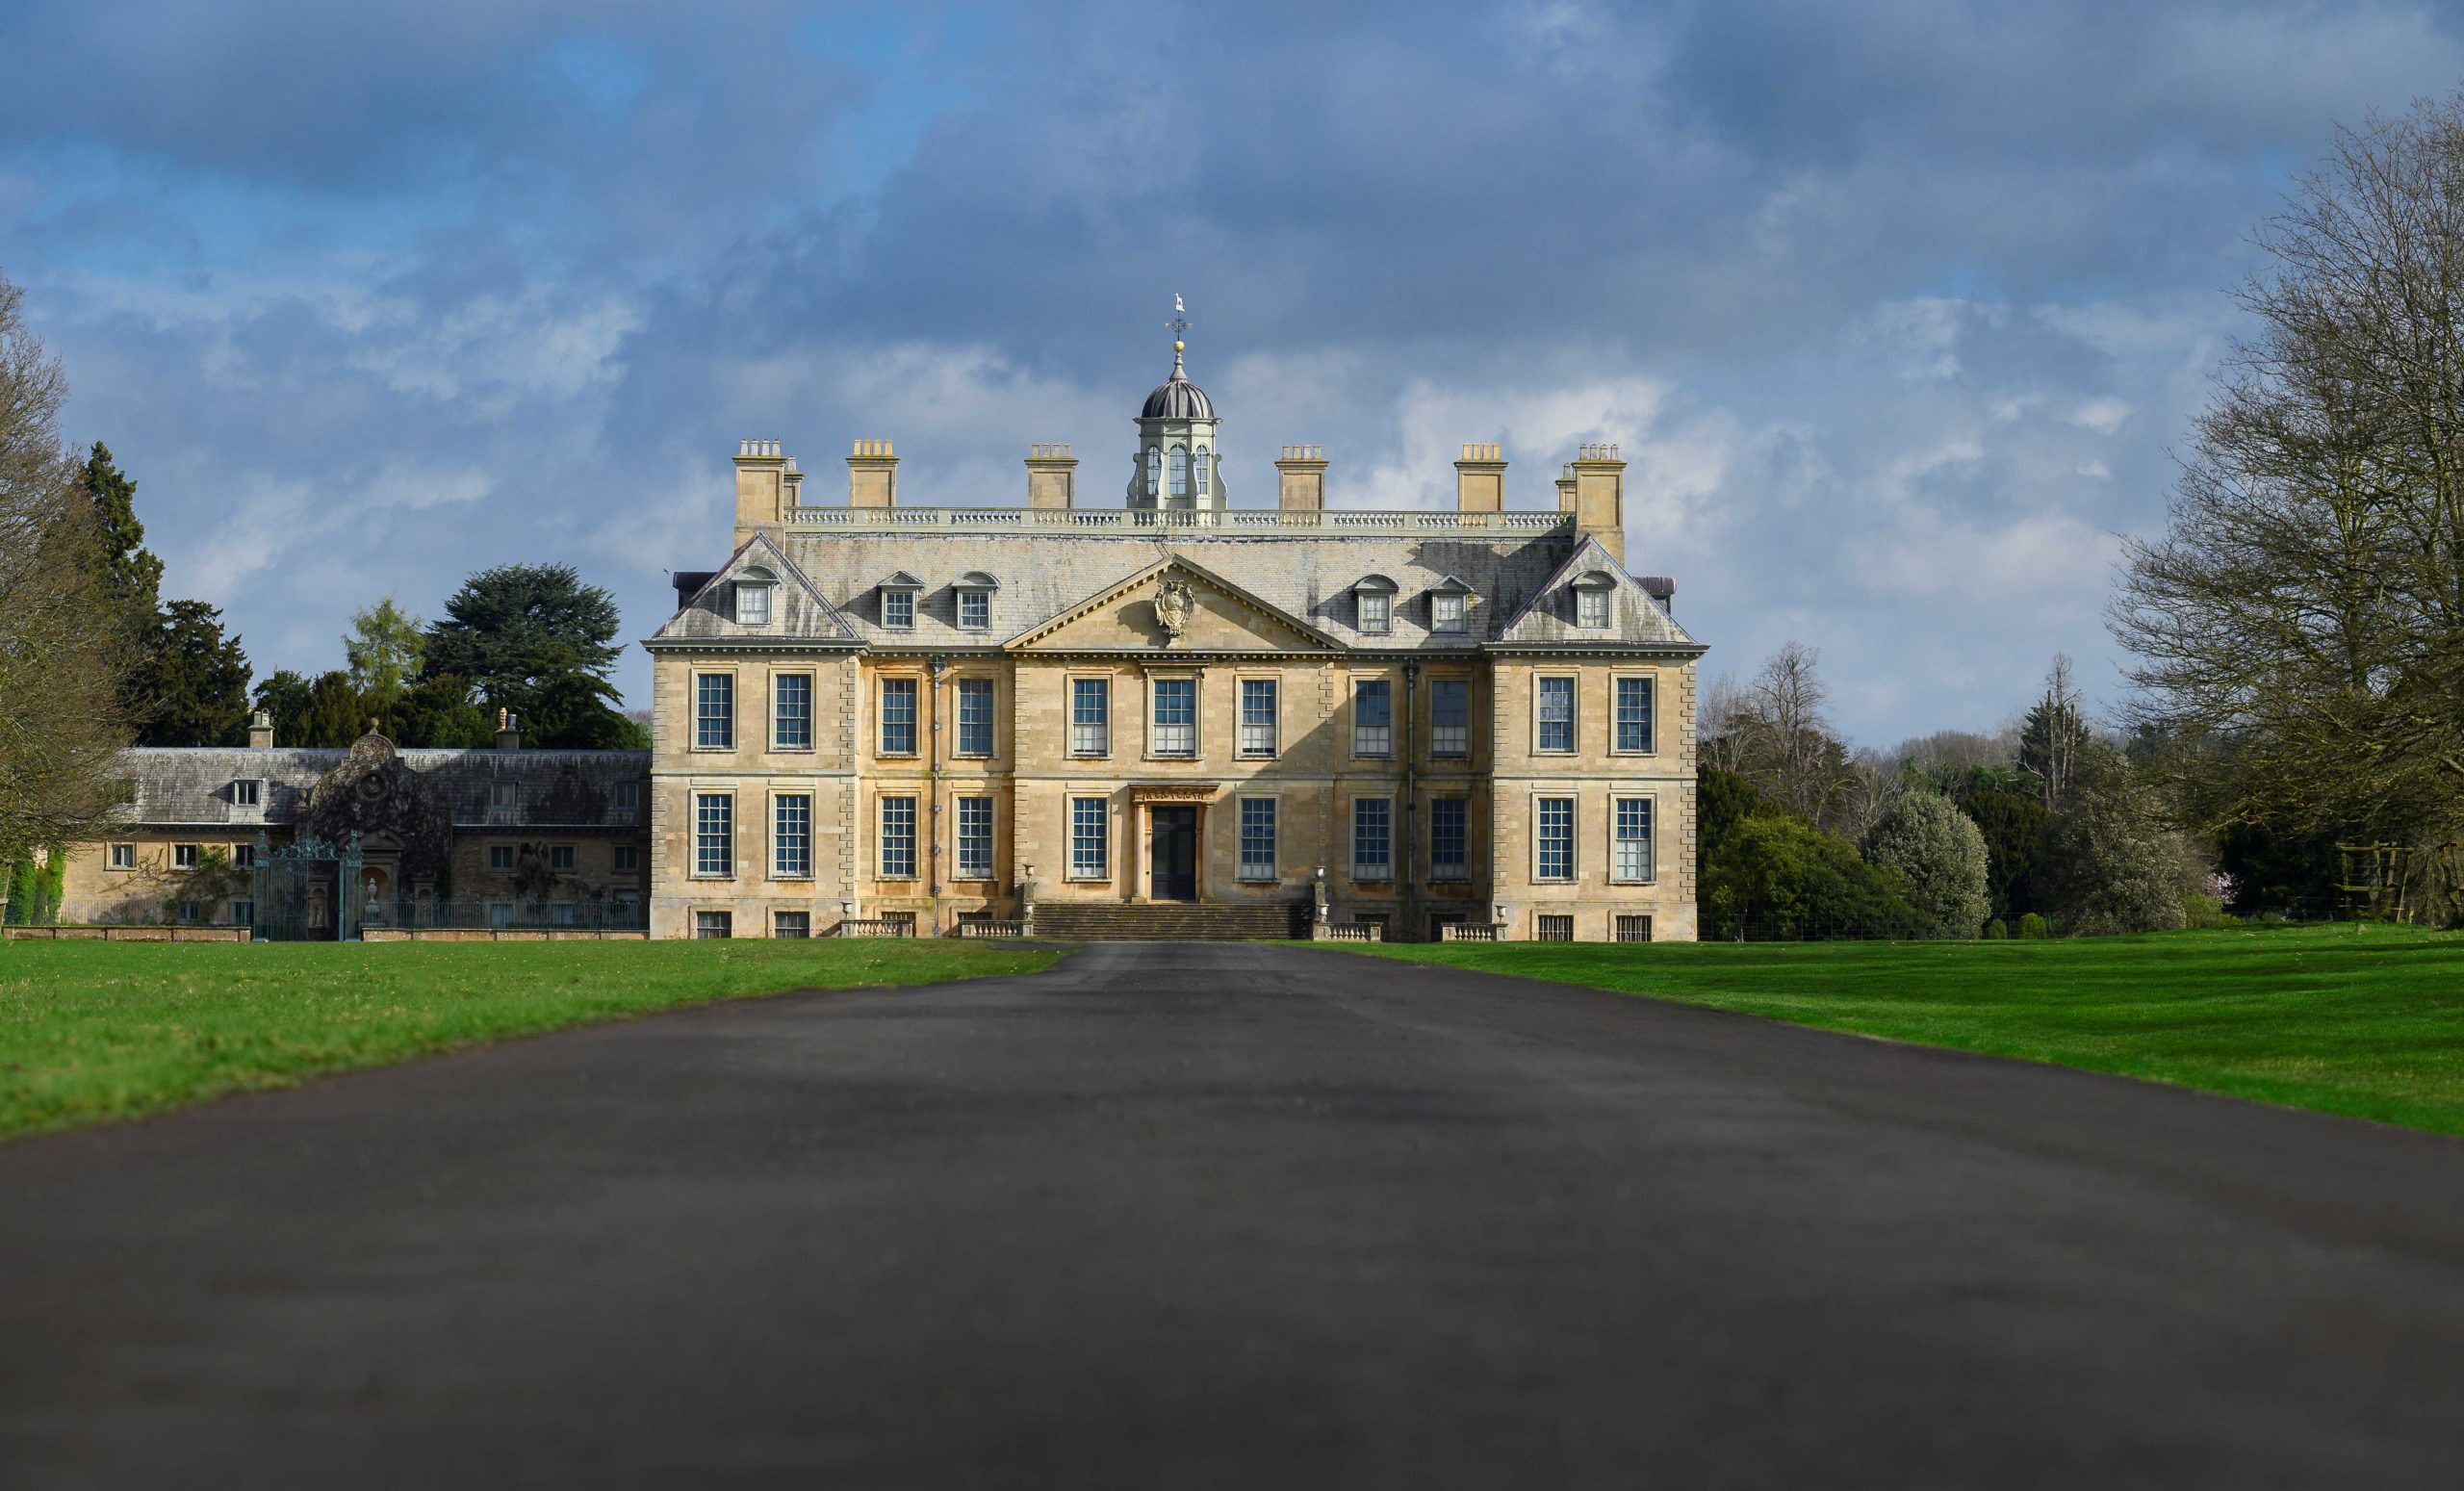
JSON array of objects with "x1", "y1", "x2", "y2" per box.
[{"x1": 1128, "y1": 295, "x2": 1225, "y2": 510}]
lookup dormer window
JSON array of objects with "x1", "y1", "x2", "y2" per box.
[
  {"x1": 734, "y1": 566, "x2": 776, "y2": 627},
  {"x1": 1354, "y1": 575, "x2": 1399, "y2": 635},
  {"x1": 232, "y1": 779, "x2": 263, "y2": 808},
  {"x1": 1428, "y1": 575, "x2": 1474, "y2": 635},
  {"x1": 955, "y1": 571, "x2": 998, "y2": 631},
  {"x1": 879, "y1": 571, "x2": 922, "y2": 630},
  {"x1": 1573, "y1": 571, "x2": 1616, "y2": 629}
]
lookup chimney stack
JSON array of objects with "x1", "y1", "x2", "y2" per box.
[
  {"x1": 1275, "y1": 445, "x2": 1327, "y2": 512},
  {"x1": 247, "y1": 709, "x2": 274, "y2": 749},
  {"x1": 1570, "y1": 443, "x2": 1627, "y2": 565},
  {"x1": 1555, "y1": 464, "x2": 1577, "y2": 515},
  {"x1": 496, "y1": 708, "x2": 524, "y2": 752},
  {"x1": 1025, "y1": 444, "x2": 1077, "y2": 509},
  {"x1": 732, "y1": 438, "x2": 790, "y2": 548},
  {"x1": 848, "y1": 438, "x2": 897, "y2": 508},
  {"x1": 1453, "y1": 443, "x2": 1505, "y2": 515}
]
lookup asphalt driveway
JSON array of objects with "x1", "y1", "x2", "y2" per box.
[{"x1": 3, "y1": 940, "x2": 2461, "y2": 1488}]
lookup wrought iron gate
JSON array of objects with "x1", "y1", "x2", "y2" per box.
[{"x1": 249, "y1": 832, "x2": 364, "y2": 941}]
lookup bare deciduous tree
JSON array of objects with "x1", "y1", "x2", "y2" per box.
[
  {"x1": 0, "y1": 270, "x2": 130, "y2": 885},
  {"x1": 1709, "y1": 641, "x2": 1861, "y2": 832},
  {"x1": 2115, "y1": 97, "x2": 2464, "y2": 846}
]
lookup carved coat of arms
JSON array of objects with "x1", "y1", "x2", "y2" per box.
[{"x1": 1153, "y1": 578, "x2": 1195, "y2": 645}]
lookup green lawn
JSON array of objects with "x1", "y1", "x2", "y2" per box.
[
  {"x1": 0, "y1": 938, "x2": 1058, "y2": 1140},
  {"x1": 1339, "y1": 923, "x2": 2464, "y2": 1135}
]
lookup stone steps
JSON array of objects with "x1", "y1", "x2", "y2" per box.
[{"x1": 1033, "y1": 901, "x2": 1311, "y2": 941}]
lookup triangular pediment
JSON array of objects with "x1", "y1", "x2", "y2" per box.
[
  {"x1": 1490, "y1": 535, "x2": 1696, "y2": 648},
  {"x1": 1006, "y1": 555, "x2": 1344, "y2": 655},
  {"x1": 648, "y1": 531, "x2": 860, "y2": 647}
]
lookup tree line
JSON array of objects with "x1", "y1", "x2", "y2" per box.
[
  {"x1": 1699, "y1": 645, "x2": 2203, "y2": 941},
  {"x1": 83, "y1": 436, "x2": 644, "y2": 756},
  {"x1": 0, "y1": 268, "x2": 647, "y2": 912}
]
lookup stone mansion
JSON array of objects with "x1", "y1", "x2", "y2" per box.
[{"x1": 644, "y1": 340, "x2": 1704, "y2": 941}]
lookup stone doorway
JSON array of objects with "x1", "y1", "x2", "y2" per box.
[{"x1": 1148, "y1": 807, "x2": 1198, "y2": 901}]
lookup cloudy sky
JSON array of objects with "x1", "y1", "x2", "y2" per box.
[{"x1": 5, "y1": 0, "x2": 2459, "y2": 745}]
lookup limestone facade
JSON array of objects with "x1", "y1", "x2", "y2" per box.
[{"x1": 647, "y1": 349, "x2": 1705, "y2": 942}]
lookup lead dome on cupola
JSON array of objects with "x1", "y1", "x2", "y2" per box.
[{"x1": 1141, "y1": 365, "x2": 1215, "y2": 420}]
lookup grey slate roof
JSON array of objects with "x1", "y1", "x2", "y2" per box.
[
  {"x1": 110, "y1": 745, "x2": 649, "y2": 830},
  {"x1": 650, "y1": 525, "x2": 1698, "y2": 655}
]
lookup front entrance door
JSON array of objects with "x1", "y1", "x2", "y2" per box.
[{"x1": 1149, "y1": 807, "x2": 1198, "y2": 900}]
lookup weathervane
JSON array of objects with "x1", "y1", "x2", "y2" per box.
[{"x1": 1167, "y1": 293, "x2": 1190, "y2": 369}]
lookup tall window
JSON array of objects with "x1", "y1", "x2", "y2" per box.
[
  {"x1": 880, "y1": 795, "x2": 917, "y2": 879},
  {"x1": 1354, "y1": 678, "x2": 1392, "y2": 757},
  {"x1": 1352, "y1": 798, "x2": 1393, "y2": 880},
  {"x1": 1535, "y1": 796, "x2": 1575, "y2": 882},
  {"x1": 1359, "y1": 590, "x2": 1392, "y2": 634},
  {"x1": 1071, "y1": 677, "x2": 1110, "y2": 755},
  {"x1": 879, "y1": 676, "x2": 918, "y2": 755},
  {"x1": 695, "y1": 673, "x2": 734, "y2": 750},
  {"x1": 1169, "y1": 444, "x2": 1190, "y2": 498},
  {"x1": 1578, "y1": 588, "x2": 1611, "y2": 629},
  {"x1": 1146, "y1": 447, "x2": 1161, "y2": 499},
  {"x1": 1239, "y1": 797, "x2": 1276, "y2": 880},
  {"x1": 1070, "y1": 797, "x2": 1109, "y2": 879},
  {"x1": 775, "y1": 673, "x2": 813, "y2": 750},
  {"x1": 958, "y1": 589, "x2": 990, "y2": 630},
  {"x1": 1239, "y1": 679, "x2": 1277, "y2": 757},
  {"x1": 883, "y1": 588, "x2": 915, "y2": 629},
  {"x1": 774, "y1": 794, "x2": 812, "y2": 878},
  {"x1": 1616, "y1": 676, "x2": 1655, "y2": 754},
  {"x1": 1430, "y1": 679, "x2": 1469, "y2": 758},
  {"x1": 1194, "y1": 445, "x2": 1210, "y2": 495},
  {"x1": 694, "y1": 793, "x2": 732, "y2": 877},
  {"x1": 1432, "y1": 592, "x2": 1465, "y2": 633},
  {"x1": 1151, "y1": 677, "x2": 1195, "y2": 757},
  {"x1": 1430, "y1": 797, "x2": 1468, "y2": 879},
  {"x1": 956, "y1": 677, "x2": 994, "y2": 757},
  {"x1": 955, "y1": 796, "x2": 993, "y2": 879},
  {"x1": 1614, "y1": 797, "x2": 1654, "y2": 882},
  {"x1": 1536, "y1": 677, "x2": 1575, "y2": 754}
]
